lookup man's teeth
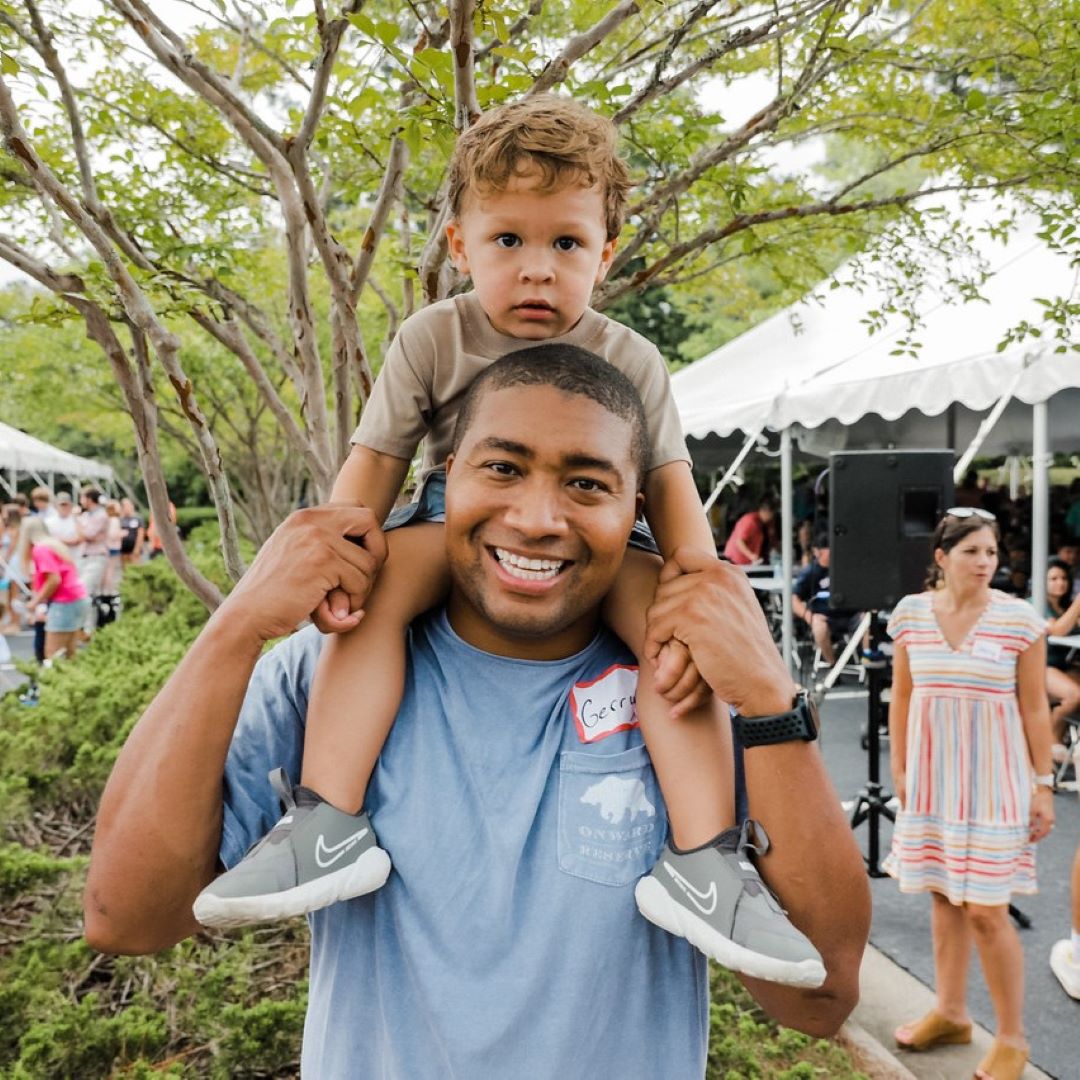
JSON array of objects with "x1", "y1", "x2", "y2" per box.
[{"x1": 495, "y1": 548, "x2": 565, "y2": 580}]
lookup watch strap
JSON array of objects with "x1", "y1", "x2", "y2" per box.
[
  {"x1": 1032, "y1": 773, "x2": 1055, "y2": 788},
  {"x1": 732, "y1": 691, "x2": 818, "y2": 747}
]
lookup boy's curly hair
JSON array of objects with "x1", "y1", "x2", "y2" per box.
[{"x1": 447, "y1": 94, "x2": 632, "y2": 241}]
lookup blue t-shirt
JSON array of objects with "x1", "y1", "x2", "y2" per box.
[{"x1": 221, "y1": 611, "x2": 708, "y2": 1078}]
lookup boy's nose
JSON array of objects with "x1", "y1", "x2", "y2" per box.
[{"x1": 519, "y1": 256, "x2": 555, "y2": 283}]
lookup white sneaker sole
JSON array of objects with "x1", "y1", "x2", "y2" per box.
[
  {"x1": 193, "y1": 846, "x2": 392, "y2": 930},
  {"x1": 634, "y1": 875, "x2": 826, "y2": 989},
  {"x1": 1050, "y1": 941, "x2": 1080, "y2": 1000}
]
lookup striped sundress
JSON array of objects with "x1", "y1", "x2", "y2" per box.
[{"x1": 884, "y1": 590, "x2": 1045, "y2": 906}]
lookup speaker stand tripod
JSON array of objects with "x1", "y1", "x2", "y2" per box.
[{"x1": 849, "y1": 616, "x2": 895, "y2": 877}]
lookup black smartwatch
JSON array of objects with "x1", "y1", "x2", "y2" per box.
[{"x1": 732, "y1": 689, "x2": 819, "y2": 747}]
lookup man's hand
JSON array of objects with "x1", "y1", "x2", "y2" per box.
[
  {"x1": 226, "y1": 506, "x2": 387, "y2": 645},
  {"x1": 644, "y1": 547, "x2": 795, "y2": 718}
]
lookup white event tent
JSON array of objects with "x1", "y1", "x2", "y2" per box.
[
  {"x1": 671, "y1": 192, "x2": 1080, "y2": 669},
  {"x1": 0, "y1": 420, "x2": 114, "y2": 497}
]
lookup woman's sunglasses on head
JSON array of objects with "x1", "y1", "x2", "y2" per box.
[{"x1": 945, "y1": 507, "x2": 996, "y2": 521}]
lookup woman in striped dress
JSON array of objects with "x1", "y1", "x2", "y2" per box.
[{"x1": 887, "y1": 510, "x2": 1055, "y2": 1080}]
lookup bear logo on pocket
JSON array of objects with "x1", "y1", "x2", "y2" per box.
[{"x1": 580, "y1": 775, "x2": 656, "y2": 824}]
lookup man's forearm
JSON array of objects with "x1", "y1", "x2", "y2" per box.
[
  {"x1": 738, "y1": 741, "x2": 870, "y2": 1036},
  {"x1": 84, "y1": 611, "x2": 265, "y2": 954}
]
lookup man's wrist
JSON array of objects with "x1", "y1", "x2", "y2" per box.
[{"x1": 733, "y1": 680, "x2": 801, "y2": 718}]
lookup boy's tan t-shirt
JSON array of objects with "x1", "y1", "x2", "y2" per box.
[{"x1": 354, "y1": 292, "x2": 690, "y2": 480}]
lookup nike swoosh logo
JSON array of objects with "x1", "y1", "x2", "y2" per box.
[
  {"x1": 663, "y1": 861, "x2": 718, "y2": 916},
  {"x1": 315, "y1": 828, "x2": 369, "y2": 869}
]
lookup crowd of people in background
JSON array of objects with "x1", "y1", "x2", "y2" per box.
[{"x1": 0, "y1": 486, "x2": 147, "y2": 664}]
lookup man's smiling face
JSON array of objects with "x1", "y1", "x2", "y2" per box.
[{"x1": 444, "y1": 383, "x2": 643, "y2": 660}]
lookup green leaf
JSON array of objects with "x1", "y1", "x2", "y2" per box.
[{"x1": 1, "y1": 52, "x2": 18, "y2": 76}]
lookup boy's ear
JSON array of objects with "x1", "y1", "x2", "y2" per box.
[
  {"x1": 446, "y1": 220, "x2": 470, "y2": 275},
  {"x1": 594, "y1": 237, "x2": 617, "y2": 284}
]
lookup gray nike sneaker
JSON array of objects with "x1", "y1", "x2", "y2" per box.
[
  {"x1": 193, "y1": 768, "x2": 391, "y2": 929},
  {"x1": 634, "y1": 820, "x2": 826, "y2": 988}
]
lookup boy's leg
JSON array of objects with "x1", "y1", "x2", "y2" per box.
[
  {"x1": 301, "y1": 523, "x2": 450, "y2": 812},
  {"x1": 604, "y1": 549, "x2": 733, "y2": 848},
  {"x1": 610, "y1": 549, "x2": 825, "y2": 988},
  {"x1": 192, "y1": 523, "x2": 449, "y2": 928}
]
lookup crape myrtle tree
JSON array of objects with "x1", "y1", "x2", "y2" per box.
[{"x1": 0, "y1": 0, "x2": 1074, "y2": 608}]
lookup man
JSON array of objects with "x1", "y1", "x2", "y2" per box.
[
  {"x1": 76, "y1": 486, "x2": 109, "y2": 635},
  {"x1": 792, "y1": 533, "x2": 862, "y2": 666},
  {"x1": 723, "y1": 496, "x2": 776, "y2": 566},
  {"x1": 85, "y1": 351, "x2": 869, "y2": 1076},
  {"x1": 45, "y1": 491, "x2": 81, "y2": 546}
]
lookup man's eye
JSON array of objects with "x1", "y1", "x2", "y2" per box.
[
  {"x1": 495, "y1": 234, "x2": 520, "y2": 248},
  {"x1": 487, "y1": 461, "x2": 518, "y2": 476},
  {"x1": 570, "y1": 477, "x2": 607, "y2": 493},
  {"x1": 554, "y1": 237, "x2": 579, "y2": 251}
]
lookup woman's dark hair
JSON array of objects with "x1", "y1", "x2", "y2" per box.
[
  {"x1": 1047, "y1": 556, "x2": 1074, "y2": 610},
  {"x1": 924, "y1": 513, "x2": 1001, "y2": 590}
]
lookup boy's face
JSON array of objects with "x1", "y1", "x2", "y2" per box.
[{"x1": 446, "y1": 170, "x2": 616, "y2": 339}]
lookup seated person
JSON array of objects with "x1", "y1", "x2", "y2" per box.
[
  {"x1": 792, "y1": 533, "x2": 861, "y2": 667},
  {"x1": 1041, "y1": 558, "x2": 1080, "y2": 757},
  {"x1": 723, "y1": 497, "x2": 775, "y2": 566}
]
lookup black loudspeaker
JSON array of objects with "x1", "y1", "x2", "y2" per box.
[{"x1": 829, "y1": 450, "x2": 955, "y2": 611}]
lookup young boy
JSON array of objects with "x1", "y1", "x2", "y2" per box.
[{"x1": 194, "y1": 95, "x2": 824, "y2": 989}]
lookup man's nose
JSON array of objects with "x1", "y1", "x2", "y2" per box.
[{"x1": 501, "y1": 481, "x2": 568, "y2": 537}]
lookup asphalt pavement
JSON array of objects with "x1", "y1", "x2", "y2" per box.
[{"x1": 817, "y1": 683, "x2": 1079, "y2": 1080}]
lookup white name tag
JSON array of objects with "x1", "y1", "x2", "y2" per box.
[
  {"x1": 972, "y1": 638, "x2": 1004, "y2": 663},
  {"x1": 569, "y1": 664, "x2": 639, "y2": 743}
]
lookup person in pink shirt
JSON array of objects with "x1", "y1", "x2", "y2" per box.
[
  {"x1": 723, "y1": 497, "x2": 777, "y2": 566},
  {"x1": 16, "y1": 516, "x2": 89, "y2": 660}
]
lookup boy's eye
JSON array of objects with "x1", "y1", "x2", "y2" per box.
[
  {"x1": 494, "y1": 234, "x2": 520, "y2": 248},
  {"x1": 554, "y1": 237, "x2": 579, "y2": 251}
]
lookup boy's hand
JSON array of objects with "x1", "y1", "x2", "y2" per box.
[
  {"x1": 653, "y1": 638, "x2": 712, "y2": 717},
  {"x1": 224, "y1": 507, "x2": 387, "y2": 645},
  {"x1": 309, "y1": 515, "x2": 387, "y2": 634},
  {"x1": 311, "y1": 585, "x2": 369, "y2": 634},
  {"x1": 644, "y1": 546, "x2": 796, "y2": 719}
]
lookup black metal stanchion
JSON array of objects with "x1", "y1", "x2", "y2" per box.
[{"x1": 849, "y1": 614, "x2": 895, "y2": 877}]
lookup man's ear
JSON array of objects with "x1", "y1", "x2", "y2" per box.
[
  {"x1": 445, "y1": 454, "x2": 455, "y2": 477},
  {"x1": 595, "y1": 236, "x2": 617, "y2": 284},
  {"x1": 634, "y1": 490, "x2": 645, "y2": 520},
  {"x1": 446, "y1": 221, "x2": 469, "y2": 275}
]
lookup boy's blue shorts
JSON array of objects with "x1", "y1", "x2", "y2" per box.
[{"x1": 385, "y1": 467, "x2": 659, "y2": 555}]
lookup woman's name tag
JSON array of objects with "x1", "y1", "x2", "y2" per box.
[{"x1": 972, "y1": 638, "x2": 1005, "y2": 663}]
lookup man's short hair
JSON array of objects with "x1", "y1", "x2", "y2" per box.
[
  {"x1": 758, "y1": 495, "x2": 777, "y2": 513},
  {"x1": 447, "y1": 94, "x2": 632, "y2": 241},
  {"x1": 30, "y1": 486, "x2": 51, "y2": 503},
  {"x1": 80, "y1": 485, "x2": 102, "y2": 503},
  {"x1": 450, "y1": 345, "x2": 648, "y2": 487},
  {"x1": 55, "y1": 491, "x2": 73, "y2": 505},
  {"x1": 813, "y1": 530, "x2": 830, "y2": 550}
]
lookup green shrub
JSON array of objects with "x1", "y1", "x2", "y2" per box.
[{"x1": 174, "y1": 506, "x2": 219, "y2": 533}]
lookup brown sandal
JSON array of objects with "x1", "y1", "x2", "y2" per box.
[
  {"x1": 894, "y1": 1010, "x2": 973, "y2": 1050},
  {"x1": 974, "y1": 1039, "x2": 1028, "y2": 1080}
]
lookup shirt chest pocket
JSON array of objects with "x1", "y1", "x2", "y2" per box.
[{"x1": 557, "y1": 744, "x2": 666, "y2": 887}]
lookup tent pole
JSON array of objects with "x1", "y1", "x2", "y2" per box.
[
  {"x1": 952, "y1": 364, "x2": 1027, "y2": 483},
  {"x1": 1031, "y1": 401, "x2": 1049, "y2": 615},
  {"x1": 702, "y1": 424, "x2": 765, "y2": 515},
  {"x1": 780, "y1": 428, "x2": 794, "y2": 672}
]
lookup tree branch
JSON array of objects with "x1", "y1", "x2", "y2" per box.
[
  {"x1": 529, "y1": 0, "x2": 646, "y2": 96},
  {"x1": 0, "y1": 72, "x2": 247, "y2": 582},
  {"x1": 449, "y1": 0, "x2": 481, "y2": 130}
]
